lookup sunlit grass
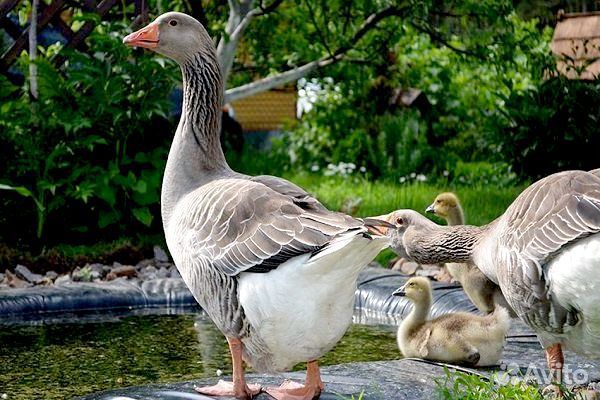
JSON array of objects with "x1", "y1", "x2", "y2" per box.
[{"x1": 435, "y1": 369, "x2": 585, "y2": 400}]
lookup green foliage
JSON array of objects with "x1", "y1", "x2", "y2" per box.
[
  {"x1": 435, "y1": 369, "x2": 544, "y2": 400},
  {"x1": 0, "y1": 20, "x2": 177, "y2": 244},
  {"x1": 278, "y1": 13, "x2": 552, "y2": 180},
  {"x1": 497, "y1": 76, "x2": 600, "y2": 179}
]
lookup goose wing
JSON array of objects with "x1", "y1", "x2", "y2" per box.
[
  {"x1": 182, "y1": 178, "x2": 374, "y2": 276},
  {"x1": 499, "y1": 170, "x2": 600, "y2": 331}
]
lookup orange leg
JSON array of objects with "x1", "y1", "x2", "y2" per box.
[
  {"x1": 195, "y1": 337, "x2": 261, "y2": 400},
  {"x1": 544, "y1": 343, "x2": 564, "y2": 397},
  {"x1": 265, "y1": 360, "x2": 325, "y2": 400}
]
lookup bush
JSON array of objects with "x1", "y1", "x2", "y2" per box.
[
  {"x1": 0, "y1": 20, "x2": 178, "y2": 246},
  {"x1": 498, "y1": 76, "x2": 600, "y2": 179}
]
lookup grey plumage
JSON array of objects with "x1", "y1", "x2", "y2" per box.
[
  {"x1": 388, "y1": 170, "x2": 600, "y2": 347},
  {"x1": 131, "y1": 12, "x2": 390, "y2": 374}
]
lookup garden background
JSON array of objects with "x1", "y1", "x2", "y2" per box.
[{"x1": 1, "y1": 0, "x2": 599, "y2": 272}]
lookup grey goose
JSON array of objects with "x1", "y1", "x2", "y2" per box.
[
  {"x1": 426, "y1": 192, "x2": 515, "y2": 316},
  {"x1": 386, "y1": 170, "x2": 600, "y2": 387},
  {"x1": 123, "y1": 12, "x2": 392, "y2": 400}
]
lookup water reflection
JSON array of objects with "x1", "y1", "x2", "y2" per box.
[{"x1": 0, "y1": 310, "x2": 398, "y2": 400}]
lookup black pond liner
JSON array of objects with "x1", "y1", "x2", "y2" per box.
[{"x1": 1, "y1": 267, "x2": 599, "y2": 399}]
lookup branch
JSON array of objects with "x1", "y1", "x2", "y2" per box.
[
  {"x1": 225, "y1": 3, "x2": 412, "y2": 102},
  {"x1": 410, "y1": 21, "x2": 483, "y2": 59},
  {"x1": 256, "y1": 0, "x2": 284, "y2": 16},
  {"x1": 304, "y1": 0, "x2": 333, "y2": 58}
]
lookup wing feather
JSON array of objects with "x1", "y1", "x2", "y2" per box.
[
  {"x1": 179, "y1": 177, "x2": 368, "y2": 276},
  {"x1": 499, "y1": 171, "x2": 600, "y2": 331}
]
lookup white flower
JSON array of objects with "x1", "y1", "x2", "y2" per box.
[
  {"x1": 416, "y1": 174, "x2": 427, "y2": 182},
  {"x1": 409, "y1": 172, "x2": 416, "y2": 178},
  {"x1": 310, "y1": 164, "x2": 320, "y2": 172},
  {"x1": 443, "y1": 170, "x2": 449, "y2": 177},
  {"x1": 359, "y1": 166, "x2": 367, "y2": 173},
  {"x1": 399, "y1": 176, "x2": 407, "y2": 183}
]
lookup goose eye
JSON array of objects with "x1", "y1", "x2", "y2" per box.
[
  {"x1": 436, "y1": 200, "x2": 441, "y2": 203},
  {"x1": 396, "y1": 217, "x2": 403, "y2": 225},
  {"x1": 169, "y1": 20, "x2": 178, "y2": 26}
]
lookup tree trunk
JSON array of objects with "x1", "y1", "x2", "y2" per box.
[{"x1": 29, "y1": 0, "x2": 39, "y2": 99}]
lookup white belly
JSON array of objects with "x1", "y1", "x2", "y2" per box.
[
  {"x1": 547, "y1": 234, "x2": 600, "y2": 357},
  {"x1": 238, "y1": 234, "x2": 387, "y2": 371}
]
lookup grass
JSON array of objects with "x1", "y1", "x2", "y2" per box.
[
  {"x1": 435, "y1": 369, "x2": 586, "y2": 400},
  {"x1": 285, "y1": 172, "x2": 525, "y2": 226},
  {"x1": 2, "y1": 170, "x2": 525, "y2": 271}
]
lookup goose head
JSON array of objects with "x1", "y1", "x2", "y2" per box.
[
  {"x1": 393, "y1": 277, "x2": 432, "y2": 304},
  {"x1": 426, "y1": 192, "x2": 460, "y2": 219},
  {"x1": 123, "y1": 12, "x2": 214, "y2": 65},
  {"x1": 387, "y1": 209, "x2": 436, "y2": 258}
]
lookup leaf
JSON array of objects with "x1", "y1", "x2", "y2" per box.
[
  {"x1": 132, "y1": 207, "x2": 153, "y2": 227},
  {"x1": 98, "y1": 210, "x2": 120, "y2": 228},
  {"x1": 0, "y1": 184, "x2": 33, "y2": 197}
]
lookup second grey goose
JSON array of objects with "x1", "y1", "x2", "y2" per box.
[
  {"x1": 385, "y1": 170, "x2": 600, "y2": 387},
  {"x1": 123, "y1": 12, "x2": 392, "y2": 400}
]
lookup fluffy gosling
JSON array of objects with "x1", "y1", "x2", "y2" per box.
[{"x1": 394, "y1": 277, "x2": 510, "y2": 366}]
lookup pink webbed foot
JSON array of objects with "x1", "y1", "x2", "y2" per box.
[
  {"x1": 265, "y1": 379, "x2": 323, "y2": 400},
  {"x1": 194, "y1": 379, "x2": 261, "y2": 399}
]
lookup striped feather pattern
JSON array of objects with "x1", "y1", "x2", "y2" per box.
[{"x1": 497, "y1": 171, "x2": 600, "y2": 331}]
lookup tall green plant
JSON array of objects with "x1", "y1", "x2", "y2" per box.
[{"x1": 0, "y1": 20, "x2": 177, "y2": 244}]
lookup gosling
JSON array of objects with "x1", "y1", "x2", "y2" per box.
[
  {"x1": 394, "y1": 277, "x2": 510, "y2": 367},
  {"x1": 426, "y1": 193, "x2": 514, "y2": 316}
]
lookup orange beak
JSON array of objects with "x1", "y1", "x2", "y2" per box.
[{"x1": 123, "y1": 23, "x2": 159, "y2": 48}]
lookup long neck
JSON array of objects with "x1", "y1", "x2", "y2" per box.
[
  {"x1": 447, "y1": 204, "x2": 465, "y2": 226},
  {"x1": 405, "y1": 224, "x2": 486, "y2": 265},
  {"x1": 162, "y1": 50, "x2": 232, "y2": 226},
  {"x1": 180, "y1": 51, "x2": 227, "y2": 169}
]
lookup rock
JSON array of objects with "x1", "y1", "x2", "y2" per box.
[
  {"x1": 389, "y1": 258, "x2": 419, "y2": 275},
  {"x1": 434, "y1": 265, "x2": 454, "y2": 283},
  {"x1": 106, "y1": 265, "x2": 137, "y2": 281},
  {"x1": 72, "y1": 266, "x2": 98, "y2": 282},
  {"x1": 156, "y1": 267, "x2": 169, "y2": 279},
  {"x1": 139, "y1": 265, "x2": 158, "y2": 281},
  {"x1": 0, "y1": 272, "x2": 4, "y2": 283},
  {"x1": 169, "y1": 266, "x2": 181, "y2": 279},
  {"x1": 87, "y1": 263, "x2": 108, "y2": 279},
  {"x1": 416, "y1": 264, "x2": 442, "y2": 279},
  {"x1": 4, "y1": 270, "x2": 32, "y2": 288},
  {"x1": 15, "y1": 264, "x2": 44, "y2": 284},
  {"x1": 45, "y1": 270, "x2": 58, "y2": 280},
  {"x1": 153, "y1": 245, "x2": 169, "y2": 263},
  {"x1": 136, "y1": 259, "x2": 155, "y2": 269},
  {"x1": 54, "y1": 274, "x2": 72, "y2": 285}
]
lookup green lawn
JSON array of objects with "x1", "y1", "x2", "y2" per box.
[{"x1": 285, "y1": 172, "x2": 524, "y2": 226}]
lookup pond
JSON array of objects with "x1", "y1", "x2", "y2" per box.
[{"x1": 0, "y1": 310, "x2": 399, "y2": 400}]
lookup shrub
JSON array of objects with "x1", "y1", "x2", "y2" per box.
[
  {"x1": 498, "y1": 76, "x2": 600, "y2": 179},
  {"x1": 0, "y1": 20, "x2": 178, "y2": 246}
]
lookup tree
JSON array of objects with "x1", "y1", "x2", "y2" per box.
[{"x1": 180, "y1": 0, "x2": 519, "y2": 102}]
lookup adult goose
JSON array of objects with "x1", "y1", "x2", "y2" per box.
[
  {"x1": 123, "y1": 12, "x2": 392, "y2": 400},
  {"x1": 385, "y1": 170, "x2": 600, "y2": 387},
  {"x1": 426, "y1": 193, "x2": 514, "y2": 316}
]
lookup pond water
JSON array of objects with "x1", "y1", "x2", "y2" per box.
[{"x1": 0, "y1": 310, "x2": 399, "y2": 400}]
